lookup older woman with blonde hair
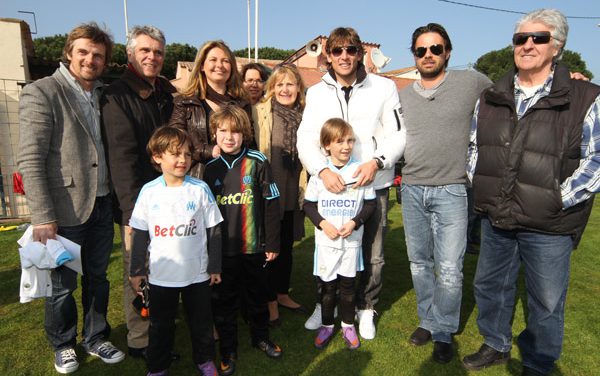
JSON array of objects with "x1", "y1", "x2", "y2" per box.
[
  {"x1": 169, "y1": 40, "x2": 250, "y2": 177},
  {"x1": 253, "y1": 64, "x2": 308, "y2": 326}
]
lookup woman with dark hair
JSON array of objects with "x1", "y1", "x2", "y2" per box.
[
  {"x1": 241, "y1": 63, "x2": 270, "y2": 105},
  {"x1": 169, "y1": 40, "x2": 250, "y2": 178},
  {"x1": 252, "y1": 64, "x2": 308, "y2": 326}
]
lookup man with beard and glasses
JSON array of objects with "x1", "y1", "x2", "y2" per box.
[{"x1": 397, "y1": 23, "x2": 491, "y2": 363}]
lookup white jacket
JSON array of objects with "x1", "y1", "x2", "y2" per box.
[{"x1": 297, "y1": 68, "x2": 406, "y2": 189}]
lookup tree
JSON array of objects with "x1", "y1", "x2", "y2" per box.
[
  {"x1": 474, "y1": 45, "x2": 593, "y2": 82},
  {"x1": 163, "y1": 43, "x2": 197, "y2": 79},
  {"x1": 33, "y1": 34, "x2": 67, "y2": 61},
  {"x1": 233, "y1": 46, "x2": 295, "y2": 61}
]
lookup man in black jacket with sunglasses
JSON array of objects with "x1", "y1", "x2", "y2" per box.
[{"x1": 463, "y1": 9, "x2": 600, "y2": 376}]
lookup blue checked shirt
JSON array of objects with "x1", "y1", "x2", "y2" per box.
[{"x1": 467, "y1": 70, "x2": 600, "y2": 209}]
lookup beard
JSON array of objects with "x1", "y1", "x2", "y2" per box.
[
  {"x1": 417, "y1": 58, "x2": 447, "y2": 79},
  {"x1": 418, "y1": 65, "x2": 445, "y2": 79}
]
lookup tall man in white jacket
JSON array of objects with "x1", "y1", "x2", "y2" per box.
[{"x1": 297, "y1": 27, "x2": 406, "y2": 339}]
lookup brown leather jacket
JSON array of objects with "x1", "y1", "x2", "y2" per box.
[
  {"x1": 168, "y1": 95, "x2": 213, "y2": 178},
  {"x1": 169, "y1": 95, "x2": 255, "y2": 178}
]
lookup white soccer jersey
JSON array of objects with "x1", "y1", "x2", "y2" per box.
[
  {"x1": 130, "y1": 175, "x2": 223, "y2": 287},
  {"x1": 304, "y1": 158, "x2": 376, "y2": 249}
]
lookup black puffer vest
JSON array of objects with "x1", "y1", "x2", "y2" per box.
[{"x1": 473, "y1": 63, "x2": 600, "y2": 244}]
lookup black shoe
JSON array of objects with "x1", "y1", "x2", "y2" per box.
[
  {"x1": 522, "y1": 366, "x2": 545, "y2": 376},
  {"x1": 128, "y1": 346, "x2": 146, "y2": 359},
  {"x1": 219, "y1": 353, "x2": 236, "y2": 376},
  {"x1": 127, "y1": 347, "x2": 180, "y2": 361},
  {"x1": 409, "y1": 327, "x2": 431, "y2": 346},
  {"x1": 432, "y1": 341, "x2": 453, "y2": 364},
  {"x1": 463, "y1": 344, "x2": 510, "y2": 370},
  {"x1": 253, "y1": 339, "x2": 282, "y2": 359}
]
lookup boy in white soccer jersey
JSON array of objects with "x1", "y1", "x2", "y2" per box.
[
  {"x1": 304, "y1": 118, "x2": 376, "y2": 350},
  {"x1": 128, "y1": 127, "x2": 223, "y2": 376}
]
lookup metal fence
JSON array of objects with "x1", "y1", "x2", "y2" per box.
[{"x1": 0, "y1": 78, "x2": 30, "y2": 219}]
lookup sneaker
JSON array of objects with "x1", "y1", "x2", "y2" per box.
[
  {"x1": 219, "y1": 352, "x2": 236, "y2": 376},
  {"x1": 197, "y1": 360, "x2": 218, "y2": 376},
  {"x1": 314, "y1": 326, "x2": 335, "y2": 349},
  {"x1": 342, "y1": 326, "x2": 361, "y2": 350},
  {"x1": 357, "y1": 309, "x2": 376, "y2": 340},
  {"x1": 253, "y1": 339, "x2": 282, "y2": 359},
  {"x1": 304, "y1": 303, "x2": 338, "y2": 330},
  {"x1": 86, "y1": 341, "x2": 125, "y2": 364},
  {"x1": 305, "y1": 303, "x2": 322, "y2": 330},
  {"x1": 54, "y1": 347, "x2": 79, "y2": 374}
]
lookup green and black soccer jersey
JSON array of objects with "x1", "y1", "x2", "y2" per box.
[{"x1": 204, "y1": 148, "x2": 281, "y2": 256}]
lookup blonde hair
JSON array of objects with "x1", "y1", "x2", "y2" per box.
[
  {"x1": 320, "y1": 118, "x2": 354, "y2": 154},
  {"x1": 263, "y1": 64, "x2": 306, "y2": 110},
  {"x1": 209, "y1": 105, "x2": 254, "y2": 145},
  {"x1": 181, "y1": 40, "x2": 247, "y2": 100}
]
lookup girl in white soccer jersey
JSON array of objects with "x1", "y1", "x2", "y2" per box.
[
  {"x1": 303, "y1": 118, "x2": 376, "y2": 350},
  {"x1": 128, "y1": 127, "x2": 223, "y2": 376}
]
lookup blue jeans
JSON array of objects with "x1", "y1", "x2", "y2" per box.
[
  {"x1": 474, "y1": 218, "x2": 572, "y2": 374},
  {"x1": 44, "y1": 195, "x2": 114, "y2": 351},
  {"x1": 401, "y1": 183, "x2": 467, "y2": 343},
  {"x1": 356, "y1": 188, "x2": 388, "y2": 309}
]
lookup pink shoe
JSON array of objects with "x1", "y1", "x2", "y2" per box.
[
  {"x1": 342, "y1": 325, "x2": 361, "y2": 350},
  {"x1": 314, "y1": 326, "x2": 335, "y2": 349},
  {"x1": 197, "y1": 360, "x2": 217, "y2": 376}
]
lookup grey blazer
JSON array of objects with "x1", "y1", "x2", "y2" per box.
[{"x1": 18, "y1": 69, "x2": 103, "y2": 226}]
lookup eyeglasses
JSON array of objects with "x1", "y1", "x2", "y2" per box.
[
  {"x1": 330, "y1": 45, "x2": 360, "y2": 57},
  {"x1": 244, "y1": 79, "x2": 264, "y2": 85},
  {"x1": 512, "y1": 31, "x2": 552, "y2": 46},
  {"x1": 413, "y1": 44, "x2": 444, "y2": 58}
]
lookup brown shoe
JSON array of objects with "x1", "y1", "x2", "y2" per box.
[{"x1": 409, "y1": 327, "x2": 431, "y2": 346}]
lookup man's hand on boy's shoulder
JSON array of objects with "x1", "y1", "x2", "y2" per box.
[{"x1": 209, "y1": 274, "x2": 221, "y2": 285}]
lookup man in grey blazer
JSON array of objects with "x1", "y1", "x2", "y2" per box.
[{"x1": 18, "y1": 23, "x2": 124, "y2": 374}]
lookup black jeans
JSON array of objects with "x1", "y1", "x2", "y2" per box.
[
  {"x1": 147, "y1": 281, "x2": 215, "y2": 372},
  {"x1": 213, "y1": 253, "x2": 270, "y2": 355},
  {"x1": 267, "y1": 211, "x2": 294, "y2": 297},
  {"x1": 45, "y1": 195, "x2": 114, "y2": 351}
]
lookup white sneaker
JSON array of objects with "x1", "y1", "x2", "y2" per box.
[
  {"x1": 54, "y1": 347, "x2": 79, "y2": 374},
  {"x1": 305, "y1": 303, "x2": 322, "y2": 330},
  {"x1": 357, "y1": 309, "x2": 376, "y2": 340},
  {"x1": 304, "y1": 303, "x2": 338, "y2": 330}
]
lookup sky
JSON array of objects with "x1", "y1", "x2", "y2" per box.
[{"x1": 3, "y1": 0, "x2": 600, "y2": 82}]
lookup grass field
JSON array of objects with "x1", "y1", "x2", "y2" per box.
[{"x1": 1, "y1": 190, "x2": 599, "y2": 375}]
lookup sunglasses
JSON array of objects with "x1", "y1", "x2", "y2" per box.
[
  {"x1": 330, "y1": 45, "x2": 360, "y2": 57},
  {"x1": 414, "y1": 44, "x2": 444, "y2": 58},
  {"x1": 512, "y1": 31, "x2": 552, "y2": 46}
]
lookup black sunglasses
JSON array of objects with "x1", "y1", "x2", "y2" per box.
[
  {"x1": 512, "y1": 31, "x2": 552, "y2": 46},
  {"x1": 414, "y1": 44, "x2": 444, "y2": 58},
  {"x1": 330, "y1": 45, "x2": 360, "y2": 57}
]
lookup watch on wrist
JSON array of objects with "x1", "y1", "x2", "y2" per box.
[{"x1": 374, "y1": 157, "x2": 384, "y2": 170}]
